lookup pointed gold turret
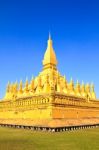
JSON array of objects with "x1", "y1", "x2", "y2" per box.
[
  {"x1": 91, "y1": 83, "x2": 96, "y2": 99},
  {"x1": 19, "y1": 80, "x2": 23, "y2": 94},
  {"x1": 75, "y1": 80, "x2": 81, "y2": 96},
  {"x1": 14, "y1": 81, "x2": 18, "y2": 94},
  {"x1": 43, "y1": 33, "x2": 57, "y2": 70},
  {"x1": 85, "y1": 83, "x2": 91, "y2": 99},
  {"x1": 30, "y1": 76, "x2": 35, "y2": 93},
  {"x1": 68, "y1": 78, "x2": 75, "y2": 95},
  {"x1": 25, "y1": 78, "x2": 29, "y2": 93},
  {"x1": 6, "y1": 81, "x2": 10, "y2": 93},
  {"x1": 81, "y1": 81, "x2": 86, "y2": 98}
]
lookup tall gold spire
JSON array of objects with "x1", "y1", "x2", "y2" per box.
[{"x1": 43, "y1": 33, "x2": 57, "y2": 70}]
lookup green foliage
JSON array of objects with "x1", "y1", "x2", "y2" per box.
[{"x1": 0, "y1": 127, "x2": 99, "y2": 150}]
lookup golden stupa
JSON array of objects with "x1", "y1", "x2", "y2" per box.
[{"x1": 0, "y1": 34, "x2": 99, "y2": 128}]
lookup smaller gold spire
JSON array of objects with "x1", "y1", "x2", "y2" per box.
[
  {"x1": 70, "y1": 77, "x2": 73, "y2": 85},
  {"x1": 6, "y1": 81, "x2": 10, "y2": 93},
  {"x1": 64, "y1": 75, "x2": 66, "y2": 81},
  {"x1": 75, "y1": 80, "x2": 81, "y2": 96},
  {"x1": 14, "y1": 81, "x2": 18, "y2": 93},
  {"x1": 81, "y1": 81, "x2": 87, "y2": 98},
  {"x1": 25, "y1": 78, "x2": 29, "y2": 93},
  {"x1": 11, "y1": 83, "x2": 14, "y2": 93},
  {"x1": 19, "y1": 80, "x2": 23, "y2": 93},
  {"x1": 70, "y1": 77, "x2": 73, "y2": 82},
  {"x1": 81, "y1": 81, "x2": 85, "y2": 90},
  {"x1": 68, "y1": 77, "x2": 75, "y2": 95},
  {"x1": 76, "y1": 80, "x2": 79, "y2": 84},
  {"x1": 85, "y1": 83, "x2": 90, "y2": 93},
  {"x1": 91, "y1": 83, "x2": 96, "y2": 99},
  {"x1": 91, "y1": 83, "x2": 94, "y2": 92},
  {"x1": 31, "y1": 75, "x2": 34, "y2": 80},
  {"x1": 63, "y1": 75, "x2": 67, "y2": 85},
  {"x1": 63, "y1": 75, "x2": 68, "y2": 94},
  {"x1": 29, "y1": 76, "x2": 35, "y2": 94},
  {"x1": 82, "y1": 80, "x2": 84, "y2": 86},
  {"x1": 85, "y1": 83, "x2": 91, "y2": 100}
]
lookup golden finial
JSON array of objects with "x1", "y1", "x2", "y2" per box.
[
  {"x1": 64, "y1": 75, "x2": 66, "y2": 80},
  {"x1": 19, "y1": 80, "x2": 23, "y2": 92},
  {"x1": 49, "y1": 31, "x2": 51, "y2": 40},
  {"x1": 6, "y1": 81, "x2": 10, "y2": 93},
  {"x1": 38, "y1": 76, "x2": 42, "y2": 87},
  {"x1": 30, "y1": 76, "x2": 34, "y2": 90},
  {"x1": 77, "y1": 80, "x2": 79, "y2": 84},
  {"x1": 31, "y1": 76, "x2": 34, "y2": 84},
  {"x1": 31, "y1": 75, "x2": 34, "y2": 80},
  {"x1": 82, "y1": 81, "x2": 84, "y2": 85},
  {"x1": 69, "y1": 77, "x2": 74, "y2": 87},
  {"x1": 20, "y1": 79, "x2": 22, "y2": 85},
  {"x1": 25, "y1": 77, "x2": 29, "y2": 92},
  {"x1": 63, "y1": 75, "x2": 67, "y2": 84},
  {"x1": 26, "y1": 77, "x2": 28, "y2": 81},
  {"x1": 91, "y1": 82, "x2": 95, "y2": 92},
  {"x1": 86, "y1": 83, "x2": 89, "y2": 86},
  {"x1": 91, "y1": 82, "x2": 96, "y2": 99},
  {"x1": 81, "y1": 81, "x2": 85, "y2": 90},
  {"x1": 25, "y1": 77, "x2": 28, "y2": 85},
  {"x1": 14, "y1": 81, "x2": 18, "y2": 92},
  {"x1": 76, "y1": 80, "x2": 80, "y2": 87},
  {"x1": 11, "y1": 83, "x2": 14, "y2": 93},
  {"x1": 70, "y1": 77, "x2": 73, "y2": 84},
  {"x1": 68, "y1": 77, "x2": 75, "y2": 95},
  {"x1": 85, "y1": 83, "x2": 90, "y2": 93},
  {"x1": 15, "y1": 80, "x2": 18, "y2": 86}
]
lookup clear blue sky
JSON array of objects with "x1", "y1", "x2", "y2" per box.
[{"x1": 0, "y1": 0, "x2": 99, "y2": 99}]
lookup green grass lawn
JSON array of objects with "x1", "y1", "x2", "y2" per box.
[{"x1": 0, "y1": 127, "x2": 99, "y2": 150}]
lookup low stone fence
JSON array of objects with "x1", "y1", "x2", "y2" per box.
[{"x1": 0, "y1": 123, "x2": 99, "y2": 132}]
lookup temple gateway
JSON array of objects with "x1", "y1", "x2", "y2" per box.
[{"x1": 0, "y1": 35, "x2": 99, "y2": 129}]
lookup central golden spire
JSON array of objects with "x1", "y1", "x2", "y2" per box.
[{"x1": 43, "y1": 33, "x2": 57, "y2": 70}]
